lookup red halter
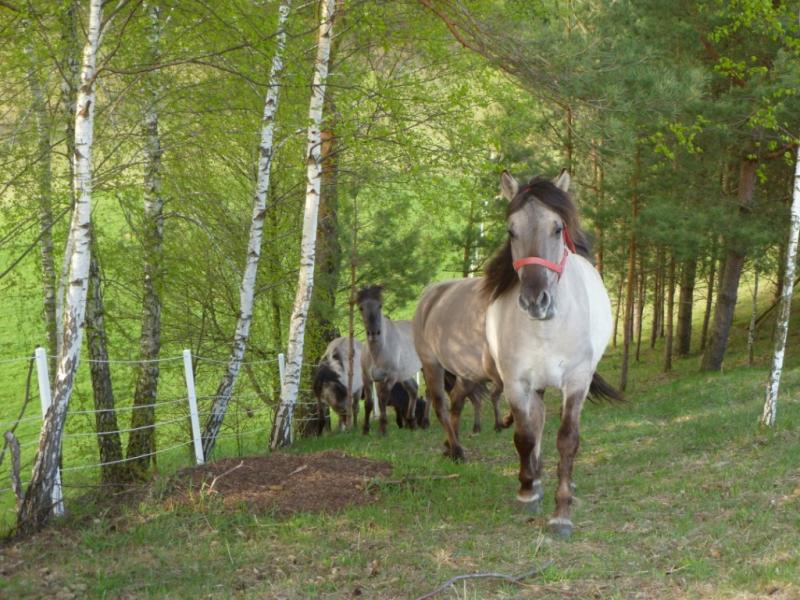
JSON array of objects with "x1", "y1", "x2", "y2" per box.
[{"x1": 512, "y1": 227, "x2": 576, "y2": 279}]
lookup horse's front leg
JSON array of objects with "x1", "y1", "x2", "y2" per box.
[
  {"x1": 399, "y1": 378, "x2": 419, "y2": 430},
  {"x1": 362, "y1": 383, "x2": 373, "y2": 435},
  {"x1": 377, "y1": 382, "x2": 390, "y2": 436},
  {"x1": 469, "y1": 388, "x2": 482, "y2": 433},
  {"x1": 548, "y1": 384, "x2": 588, "y2": 539},
  {"x1": 508, "y1": 385, "x2": 545, "y2": 512}
]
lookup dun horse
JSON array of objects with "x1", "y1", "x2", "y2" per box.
[
  {"x1": 356, "y1": 285, "x2": 423, "y2": 434},
  {"x1": 413, "y1": 278, "x2": 505, "y2": 460},
  {"x1": 482, "y1": 170, "x2": 621, "y2": 538},
  {"x1": 312, "y1": 337, "x2": 363, "y2": 433}
]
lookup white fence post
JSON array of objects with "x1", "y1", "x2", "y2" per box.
[
  {"x1": 182, "y1": 349, "x2": 204, "y2": 465},
  {"x1": 34, "y1": 346, "x2": 64, "y2": 517}
]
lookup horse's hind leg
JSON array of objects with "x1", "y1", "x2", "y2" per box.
[
  {"x1": 377, "y1": 382, "x2": 390, "y2": 435},
  {"x1": 509, "y1": 386, "x2": 545, "y2": 511},
  {"x1": 362, "y1": 384, "x2": 373, "y2": 435},
  {"x1": 470, "y1": 390, "x2": 482, "y2": 433},
  {"x1": 423, "y1": 363, "x2": 465, "y2": 461},
  {"x1": 548, "y1": 385, "x2": 587, "y2": 540},
  {"x1": 399, "y1": 379, "x2": 419, "y2": 429}
]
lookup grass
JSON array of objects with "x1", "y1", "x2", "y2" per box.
[{"x1": 2, "y1": 328, "x2": 800, "y2": 598}]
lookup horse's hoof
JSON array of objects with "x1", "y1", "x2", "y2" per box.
[
  {"x1": 518, "y1": 498, "x2": 542, "y2": 514},
  {"x1": 547, "y1": 518, "x2": 573, "y2": 539},
  {"x1": 442, "y1": 443, "x2": 465, "y2": 462},
  {"x1": 421, "y1": 418, "x2": 430, "y2": 429}
]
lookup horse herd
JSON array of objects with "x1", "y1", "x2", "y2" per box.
[{"x1": 312, "y1": 170, "x2": 622, "y2": 538}]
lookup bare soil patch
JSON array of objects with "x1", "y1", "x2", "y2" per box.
[{"x1": 168, "y1": 450, "x2": 392, "y2": 515}]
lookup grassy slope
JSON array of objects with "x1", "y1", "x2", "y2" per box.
[{"x1": 2, "y1": 296, "x2": 800, "y2": 599}]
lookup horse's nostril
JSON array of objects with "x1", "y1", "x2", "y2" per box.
[
  {"x1": 518, "y1": 294, "x2": 529, "y2": 310},
  {"x1": 538, "y1": 290, "x2": 550, "y2": 308}
]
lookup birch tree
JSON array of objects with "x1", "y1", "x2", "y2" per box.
[
  {"x1": 762, "y1": 149, "x2": 800, "y2": 428},
  {"x1": 201, "y1": 0, "x2": 293, "y2": 459},
  {"x1": 270, "y1": 0, "x2": 338, "y2": 450},
  {"x1": 18, "y1": 0, "x2": 103, "y2": 533}
]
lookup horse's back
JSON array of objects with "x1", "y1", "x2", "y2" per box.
[{"x1": 413, "y1": 278, "x2": 490, "y2": 381}]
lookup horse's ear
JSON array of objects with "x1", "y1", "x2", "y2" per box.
[
  {"x1": 554, "y1": 169, "x2": 571, "y2": 192},
  {"x1": 500, "y1": 170, "x2": 519, "y2": 202}
]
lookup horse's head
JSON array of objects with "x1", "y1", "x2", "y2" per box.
[
  {"x1": 356, "y1": 285, "x2": 384, "y2": 342},
  {"x1": 312, "y1": 362, "x2": 349, "y2": 421},
  {"x1": 500, "y1": 170, "x2": 573, "y2": 321}
]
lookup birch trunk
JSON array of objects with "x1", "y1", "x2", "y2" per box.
[
  {"x1": 24, "y1": 41, "x2": 58, "y2": 382},
  {"x1": 762, "y1": 149, "x2": 800, "y2": 427},
  {"x1": 127, "y1": 3, "x2": 166, "y2": 477},
  {"x1": 18, "y1": 0, "x2": 102, "y2": 533},
  {"x1": 270, "y1": 0, "x2": 338, "y2": 449},
  {"x1": 202, "y1": 0, "x2": 292, "y2": 459},
  {"x1": 56, "y1": 0, "x2": 81, "y2": 358}
]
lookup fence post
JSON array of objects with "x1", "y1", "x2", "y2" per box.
[
  {"x1": 34, "y1": 346, "x2": 64, "y2": 517},
  {"x1": 182, "y1": 349, "x2": 204, "y2": 465}
]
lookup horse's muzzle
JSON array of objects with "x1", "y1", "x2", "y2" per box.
[{"x1": 518, "y1": 292, "x2": 555, "y2": 320}]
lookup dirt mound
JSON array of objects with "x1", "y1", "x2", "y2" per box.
[{"x1": 168, "y1": 450, "x2": 392, "y2": 515}]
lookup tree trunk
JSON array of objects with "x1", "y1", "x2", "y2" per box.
[
  {"x1": 85, "y1": 247, "x2": 127, "y2": 484},
  {"x1": 127, "y1": 4, "x2": 167, "y2": 476},
  {"x1": 202, "y1": 0, "x2": 292, "y2": 459},
  {"x1": 762, "y1": 148, "x2": 800, "y2": 427},
  {"x1": 270, "y1": 0, "x2": 338, "y2": 449},
  {"x1": 664, "y1": 252, "x2": 676, "y2": 372},
  {"x1": 613, "y1": 268, "x2": 624, "y2": 349},
  {"x1": 635, "y1": 251, "x2": 646, "y2": 362},
  {"x1": 18, "y1": 0, "x2": 102, "y2": 534},
  {"x1": 619, "y1": 148, "x2": 640, "y2": 391},
  {"x1": 676, "y1": 256, "x2": 697, "y2": 356},
  {"x1": 650, "y1": 246, "x2": 664, "y2": 349},
  {"x1": 700, "y1": 251, "x2": 717, "y2": 351},
  {"x1": 56, "y1": 0, "x2": 81, "y2": 358},
  {"x1": 24, "y1": 40, "x2": 58, "y2": 382},
  {"x1": 701, "y1": 159, "x2": 757, "y2": 371},
  {"x1": 346, "y1": 195, "x2": 358, "y2": 425},
  {"x1": 747, "y1": 265, "x2": 760, "y2": 366}
]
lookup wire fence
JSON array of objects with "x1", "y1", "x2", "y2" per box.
[{"x1": 0, "y1": 347, "x2": 324, "y2": 533}]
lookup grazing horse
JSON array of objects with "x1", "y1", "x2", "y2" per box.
[
  {"x1": 483, "y1": 170, "x2": 621, "y2": 538},
  {"x1": 312, "y1": 337, "x2": 364, "y2": 434},
  {"x1": 357, "y1": 285, "x2": 422, "y2": 435},
  {"x1": 413, "y1": 277, "x2": 505, "y2": 461}
]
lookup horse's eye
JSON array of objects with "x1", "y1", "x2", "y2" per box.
[
  {"x1": 554, "y1": 224, "x2": 563, "y2": 236},
  {"x1": 507, "y1": 229, "x2": 516, "y2": 239}
]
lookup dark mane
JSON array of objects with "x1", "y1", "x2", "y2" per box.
[
  {"x1": 356, "y1": 285, "x2": 383, "y2": 304},
  {"x1": 312, "y1": 362, "x2": 346, "y2": 399},
  {"x1": 482, "y1": 176, "x2": 592, "y2": 300}
]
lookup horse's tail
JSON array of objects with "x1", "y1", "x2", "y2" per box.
[{"x1": 588, "y1": 372, "x2": 625, "y2": 403}]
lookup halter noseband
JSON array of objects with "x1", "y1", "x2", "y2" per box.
[{"x1": 512, "y1": 227, "x2": 577, "y2": 280}]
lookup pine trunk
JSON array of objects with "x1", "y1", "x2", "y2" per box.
[
  {"x1": 270, "y1": 0, "x2": 338, "y2": 449},
  {"x1": 762, "y1": 149, "x2": 800, "y2": 427},
  {"x1": 650, "y1": 246, "x2": 664, "y2": 349},
  {"x1": 635, "y1": 252, "x2": 646, "y2": 362},
  {"x1": 127, "y1": 4, "x2": 166, "y2": 476},
  {"x1": 747, "y1": 266, "x2": 760, "y2": 366},
  {"x1": 700, "y1": 252, "x2": 717, "y2": 351},
  {"x1": 701, "y1": 160, "x2": 757, "y2": 371},
  {"x1": 613, "y1": 269, "x2": 624, "y2": 349},
  {"x1": 664, "y1": 252, "x2": 676, "y2": 372},
  {"x1": 619, "y1": 149, "x2": 640, "y2": 391},
  {"x1": 202, "y1": 0, "x2": 292, "y2": 458},
  {"x1": 85, "y1": 249, "x2": 127, "y2": 484},
  {"x1": 18, "y1": 0, "x2": 102, "y2": 534},
  {"x1": 676, "y1": 256, "x2": 697, "y2": 356}
]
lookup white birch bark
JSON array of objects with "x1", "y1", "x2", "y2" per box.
[
  {"x1": 200, "y1": 0, "x2": 292, "y2": 458},
  {"x1": 18, "y1": 0, "x2": 103, "y2": 532},
  {"x1": 270, "y1": 0, "x2": 338, "y2": 449},
  {"x1": 762, "y1": 148, "x2": 800, "y2": 427}
]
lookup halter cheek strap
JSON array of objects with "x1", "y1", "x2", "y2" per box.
[{"x1": 512, "y1": 227, "x2": 576, "y2": 280}]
